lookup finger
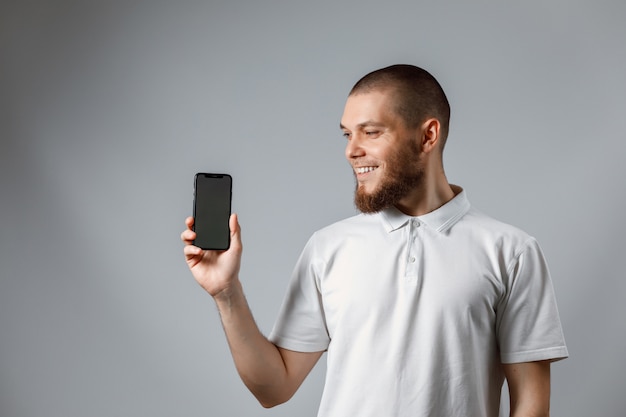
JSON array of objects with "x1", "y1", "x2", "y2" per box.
[
  {"x1": 185, "y1": 216, "x2": 195, "y2": 229},
  {"x1": 229, "y1": 213, "x2": 239, "y2": 235},
  {"x1": 229, "y1": 213, "x2": 243, "y2": 251},
  {"x1": 183, "y1": 244, "x2": 203, "y2": 257},
  {"x1": 181, "y1": 229, "x2": 197, "y2": 243}
]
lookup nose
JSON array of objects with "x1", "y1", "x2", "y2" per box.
[{"x1": 345, "y1": 135, "x2": 365, "y2": 160}]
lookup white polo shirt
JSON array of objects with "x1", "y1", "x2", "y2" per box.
[{"x1": 269, "y1": 189, "x2": 568, "y2": 417}]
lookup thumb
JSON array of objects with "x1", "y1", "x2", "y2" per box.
[{"x1": 229, "y1": 213, "x2": 242, "y2": 251}]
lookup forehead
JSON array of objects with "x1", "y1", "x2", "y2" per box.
[{"x1": 341, "y1": 89, "x2": 399, "y2": 128}]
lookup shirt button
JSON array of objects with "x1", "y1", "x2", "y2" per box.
[
  {"x1": 412, "y1": 220, "x2": 420, "y2": 227},
  {"x1": 409, "y1": 256, "x2": 416, "y2": 263}
]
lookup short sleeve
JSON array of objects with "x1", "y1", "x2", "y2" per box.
[
  {"x1": 268, "y1": 234, "x2": 330, "y2": 352},
  {"x1": 496, "y1": 238, "x2": 569, "y2": 363}
]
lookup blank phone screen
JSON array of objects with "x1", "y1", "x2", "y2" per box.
[{"x1": 193, "y1": 173, "x2": 232, "y2": 250}]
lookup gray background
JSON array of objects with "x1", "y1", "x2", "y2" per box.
[{"x1": 1, "y1": 1, "x2": 625, "y2": 416}]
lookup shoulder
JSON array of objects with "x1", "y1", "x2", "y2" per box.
[
  {"x1": 457, "y1": 207, "x2": 539, "y2": 258},
  {"x1": 299, "y1": 212, "x2": 384, "y2": 259},
  {"x1": 464, "y1": 207, "x2": 532, "y2": 238},
  {"x1": 313, "y1": 212, "x2": 382, "y2": 239}
]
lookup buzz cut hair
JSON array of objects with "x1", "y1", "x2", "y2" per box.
[{"x1": 349, "y1": 64, "x2": 451, "y2": 147}]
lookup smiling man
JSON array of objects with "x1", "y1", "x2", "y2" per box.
[
  {"x1": 182, "y1": 64, "x2": 568, "y2": 417},
  {"x1": 341, "y1": 84, "x2": 450, "y2": 216}
]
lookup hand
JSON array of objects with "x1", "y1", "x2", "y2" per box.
[{"x1": 181, "y1": 214, "x2": 243, "y2": 298}]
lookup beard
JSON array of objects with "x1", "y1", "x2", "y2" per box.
[{"x1": 354, "y1": 139, "x2": 424, "y2": 214}]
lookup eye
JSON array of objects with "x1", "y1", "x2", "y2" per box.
[
  {"x1": 365, "y1": 130, "x2": 380, "y2": 137},
  {"x1": 342, "y1": 131, "x2": 351, "y2": 139}
]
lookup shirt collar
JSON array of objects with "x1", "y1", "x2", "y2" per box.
[{"x1": 380, "y1": 186, "x2": 471, "y2": 233}]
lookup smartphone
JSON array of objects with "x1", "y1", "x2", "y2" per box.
[{"x1": 193, "y1": 173, "x2": 232, "y2": 250}]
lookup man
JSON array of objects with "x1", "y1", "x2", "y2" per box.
[{"x1": 182, "y1": 64, "x2": 568, "y2": 416}]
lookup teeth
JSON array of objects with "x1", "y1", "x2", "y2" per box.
[{"x1": 356, "y1": 166, "x2": 377, "y2": 174}]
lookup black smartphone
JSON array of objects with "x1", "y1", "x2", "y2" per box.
[{"x1": 193, "y1": 173, "x2": 232, "y2": 250}]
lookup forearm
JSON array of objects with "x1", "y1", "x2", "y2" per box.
[{"x1": 213, "y1": 280, "x2": 291, "y2": 407}]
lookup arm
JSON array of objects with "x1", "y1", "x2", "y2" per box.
[
  {"x1": 503, "y1": 360, "x2": 551, "y2": 417},
  {"x1": 182, "y1": 214, "x2": 323, "y2": 407}
]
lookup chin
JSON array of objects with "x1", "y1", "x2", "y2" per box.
[
  {"x1": 357, "y1": 185, "x2": 375, "y2": 196},
  {"x1": 354, "y1": 187, "x2": 387, "y2": 213}
]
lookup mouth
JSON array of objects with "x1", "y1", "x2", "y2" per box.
[{"x1": 355, "y1": 166, "x2": 379, "y2": 175}]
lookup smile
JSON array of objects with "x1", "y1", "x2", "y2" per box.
[{"x1": 356, "y1": 166, "x2": 378, "y2": 174}]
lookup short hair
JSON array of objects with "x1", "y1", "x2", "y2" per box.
[{"x1": 349, "y1": 64, "x2": 451, "y2": 147}]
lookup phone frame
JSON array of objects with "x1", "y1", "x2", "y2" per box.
[{"x1": 192, "y1": 173, "x2": 232, "y2": 250}]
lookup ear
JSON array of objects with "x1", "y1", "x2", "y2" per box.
[{"x1": 420, "y1": 118, "x2": 442, "y2": 154}]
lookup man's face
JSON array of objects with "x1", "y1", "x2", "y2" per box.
[{"x1": 340, "y1": 89, "x2": 425, "y2": 213}]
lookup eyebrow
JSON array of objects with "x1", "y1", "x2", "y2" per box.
[{"x1": 339, "y1": 120, "x2": 386, "y2": 130}]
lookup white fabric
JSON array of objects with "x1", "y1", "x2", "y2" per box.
[{"x1": 269, "y1": 189, "x2": 568, "y2": 417}]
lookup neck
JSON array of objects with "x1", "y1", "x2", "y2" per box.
[{"x1": 394, "y1": 165, "x2": 456, "y2": 217}]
